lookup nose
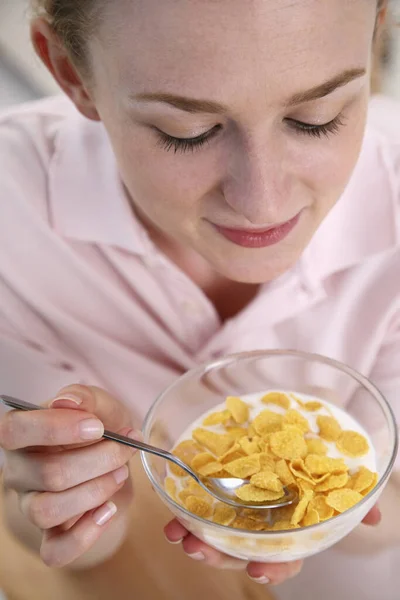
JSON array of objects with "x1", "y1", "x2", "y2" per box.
[{"x1": 222, "y1": 136, "x2": 292, "y2": 225}]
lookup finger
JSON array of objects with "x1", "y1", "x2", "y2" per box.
[
  {"x1": 4, "y1": 429, "x2": 139, "y2": 493},
  {"x1": 40, "y1": 501, "x2": 118, "y2": 568},
  {"x1": 362, "y1": 505, "x2": 381, "y2": 526},
  {"x1": 19, "y1": 465, "x2": 130, "y2": 530},
  {"x1": 247, "y1": 560, "x2": 303, "y2": 586},
  {"x1": 164, "y1": 518, "x2": 190, "y2": 544},
  {"x1": 49, "y1": 385, "x2": 134, "y2": 432},
  {"x1": 0, "y1": 408, "x2": 104, "y2": 451},
  {"x1": 181, "y1": 534, "x2": 245, "y2": 570}
]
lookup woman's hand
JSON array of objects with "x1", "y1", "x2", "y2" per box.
[
  {"x1": 164, "y1": 505, "x2": 382, "y2": 586},
  {"x1": 0, "y1": 385, "x2": 139, "y2": 568}
]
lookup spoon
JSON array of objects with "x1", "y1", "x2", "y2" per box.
[{"x1": 0, "y1": 395, "x2": 297, "y2": 510}]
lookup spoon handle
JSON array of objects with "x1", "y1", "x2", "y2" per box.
[{"x1": 0, "y1": 395, "x2": 192, "y2": 474}]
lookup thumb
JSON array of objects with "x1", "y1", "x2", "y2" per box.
[{"x1": 48, "y1": 384, "x2": 134, "y2": 432}]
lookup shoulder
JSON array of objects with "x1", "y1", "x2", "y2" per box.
[{"x1": 365, "y1": 95, "x2": 400, "y2": 185}]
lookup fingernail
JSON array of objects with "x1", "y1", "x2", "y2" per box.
[
  {"x1": 79, "y1": 418, "x2": 104, "y2": 440},
  {"x1": 93, "y1": 501, "x2": 117, "y2": 526},
  {"x1": 113, "y1": 465, "x2": 129, "y2": 485},
  {"x1": 248, "y1": 575, "x2": 271, "y2": 585},
  {"x1": 187, "y1": 552, "x2": 205, "y2": 561},
  {"x1": 165, "y1": 535, "x2": 183, "y2": 545},
  {"x1": 51, "y1": 394, "x2": 83, "y2": 409}
]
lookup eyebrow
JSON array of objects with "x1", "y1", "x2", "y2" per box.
[{"x1": 133, "y1": 68, "x2": 367, "y2": 114}]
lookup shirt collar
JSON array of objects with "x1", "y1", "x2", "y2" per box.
[
  {"x1": 49, "y1": 105, "x2": 399, "y2": 281},
  {"x1": 49, "y1": 108, "x2": 149, "y2": 255}
]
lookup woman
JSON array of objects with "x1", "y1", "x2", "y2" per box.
[{"x1": 0, "y1": 0, "x2": 398, "y2": 599}]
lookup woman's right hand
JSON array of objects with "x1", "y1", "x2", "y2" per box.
[{"x1": 0, "y1": 385, "x2": 139, "y2": 568}]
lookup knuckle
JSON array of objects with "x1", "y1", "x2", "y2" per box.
[
  {"x1": 27, "y1": 494, "x2": 60, "y2": 529},
  {"x1": 87, "y1": 478, "x2": 109, "y2": 506},
  {"x1": 107, "y1": 447, "x2": 126, "y2": 472},
  {"x1": 40, "y1": 456, "x2": 68, "y2": 492},
  {"x1": 0, "y1": 414, "x2": 18, "y2": 450}
]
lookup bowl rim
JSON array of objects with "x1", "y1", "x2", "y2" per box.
[{"x1": 141, "y1": 349, "x2": 399, "y2": 536}]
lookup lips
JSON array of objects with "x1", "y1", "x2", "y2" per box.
[{"x1": 214, "y1": 213, "x2": 301, "y2": 249}]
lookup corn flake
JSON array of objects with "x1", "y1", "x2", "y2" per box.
[
  {"x1": 284, "y1": 409, "x2": 310, "y2": 433},
  {"x1": 224, "y1": 426, "x2": 248, "y2": 440},
  {"x1": 326, "y1": 489, "x2": 363, "y2": 513},
  {"x1": 261, "y1": 392, "x2": 291, "y2": 410},
  {"x1": 226, "y1": 396, "x2": 249, "y2": 424},
  {"x1": 198, "y1": 460, "x2": 224, "y2": 477},
  {"x1": 317, "y1": 415, "x2": 342, "y2": 442},
  {"x1": 225, "y1": 454, "x2": 261, "y2": 478},
  {"x1": 289, "y1": 459, "x2": 315, "y2": 485},
  {"x1": 305, "y1": 454, "x2": 347, "y2": 475},
  {"x1": 304, "y1": 401, "x2": 323, "y2": 412},
  {"x1": 192, "y1": 428, "x2": 234, "y2": 457},
  {"x1": 270, "y1": 429, "x2": 307, "y2": 460},
  {"x1": 185, "y1": 495, "x2": 213, "y2": 518},
  {"x1": 213, "y1": 503, "x2": 237, "y2": 526},
  {"x1": 250, "y1": 470, "x2": 284, "y2": 493},
  {"x1": 253, "y1": 410, "x2": 283, "y2": 435},
  {"x1": 303, "y1": 507, "x2": 320, "y2": 527},
  {"x1": 349, "y1": 467, "x2": 378, "y2": 494},
  {"x1": 275, "y1": 459, "x2": 296, "y2": 485},
  {"x1": 315, "y1": 472, "x2": 349, "y2": 493},
  {"x1": 239, "y1": 436, "x2": 262, "y2": 455},
  {"x1": 203, "y1": 410, "x2": 232, "y2": 426},
  {"x1": 235, "y1": 484, "x2": 285, "y2": 503},
  {"x1": 361, "y1": 473, "x2": 379, "y2": 496},
  {"x1": 309, "y1": 495, "x2": 334, "y2": 521},
  {"x1": 171, "y1": 440, "x2": 202, "y2": 477},
  {"x1": 336, "y1": 430, "x2": 369, "y2": 457},
  {"x1": 191, "y1": 452, "x2": 215, "y2": 471},
  {"x1": 306, "y1": 438, "x2": 328, "y2": 456},
  {"x1": 259, "y1": 452, "x2": 277, "y2": 472},
  {"x1": 291, "y1": 489, "x2": 313, "y2": 525}
]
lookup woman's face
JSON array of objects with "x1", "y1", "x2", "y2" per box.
[{"x1": 89, "y1": 0, "x2": 377, "y2": 283}]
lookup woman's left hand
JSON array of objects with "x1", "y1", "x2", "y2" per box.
[{"x1": 164, "y1": 505, "x2": 382, "y2": 586}]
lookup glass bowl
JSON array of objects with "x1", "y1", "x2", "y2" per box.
[{"x1": 141, "y1": 350, "x2": 398, "y2": 563}]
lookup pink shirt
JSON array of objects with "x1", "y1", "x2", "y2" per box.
[{"x1": 0, "y1": 95, "x2": 399, "y2": 600}]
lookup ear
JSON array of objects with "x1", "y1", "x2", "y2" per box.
[{"x1": 30, "y1": 17, "x2": 100, "y2": 122}]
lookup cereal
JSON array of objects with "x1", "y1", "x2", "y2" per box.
[
  {"x1": 192, "y1": 428, "x2": 234, "y2": 456},
  {"x1": 275, "y1": 459, "x2": 296, "y2": 485},
  {"x1": 315, "y1": 472, "x2": 349, "y2": 492},
  {"x1": 171, "y1": 440, "x2": 202, "y2": 477},
  {"x1": 185, "y1": 495, "x2": 213, "y2": 518},
  {"x1": 326, "y1": 489, "x2": 363, "y2": 513},
  {"x1": 239, "y1": 436, "x2": 262, "y2": 455},
  {"x1": 317, "y1": 415, "x2": 342, "y2": 442},
  {"x1": 305, "y1": 454, "x2": 347, "y2": 475},
  {"x1": 166, "y1": 389, "x2": 378, "y2": 535},
  {"x1": 304, "y1": 401, "x2": 323, "y2": 412},
  {"x1": 253, "y1": 410, "x2": 283, "y2": 435},
  {"x1": 303, "y1": 507, "x2": 320, "y2": 527},
  {"x1": 197, "y1": 460, "x2": 225, "y2": 477},
  {"x1": 270, "y1": 429, "x2": 307, "y2": 460},
  {"x1": 235, "y1": 484, "x2": 285, "y2": 503},
  {"x1": 213, "y1": 503, "x2": 236, "y2": 526},
  {"x1": 261, "y1": 391, "x2": 291, "y2": 410},
  {"x1": 309, "y1": 495, "x2": 334, "y2": 521},
  {"x1": 225, "y1": 454, "x2": 261, "y2": 478},
  {"x1": 250, "y1": 470, "x2": 284, "y2": 493},
  {"x1": 291, "y1": 489, "x2": 313, "y2": 526},
  {"x1": 203, "y1": 410, "x2": 231, "y2": 426},
  {"x1": 284, "y1": 410, "x2": 310, "y2": 433},
  {"x1": 349, "y1": 467, "x2": 378, "y2": 495},
  {"x1": 226, "y1": 396, "x2": 249, "y2": 424},
  {"x1": 336, "y1": 430, "x2": 369, "y2": 457},
  {"x1": 306, "y1": 438, "x2": 328, "y2": 455}
]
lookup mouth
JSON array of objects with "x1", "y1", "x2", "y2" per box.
[{"x1": 212, "y1": 213, "x2": 301, "y2": 249}]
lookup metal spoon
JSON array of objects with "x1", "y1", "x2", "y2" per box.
[{"x1": 0, "y1": 395, "x2": 297, "y2": 510}]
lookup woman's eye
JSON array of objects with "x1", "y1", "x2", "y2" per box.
[
  {"x1": 286, "y1": 114, "x2": 346, "y2": 139},
  {"x1": 156, "y1": 125, "x2": 222, "y2": 154}
]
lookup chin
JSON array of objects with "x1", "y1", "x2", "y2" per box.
[{"x1": 212, "y1": 255, "x2": 296, "y2": 284}]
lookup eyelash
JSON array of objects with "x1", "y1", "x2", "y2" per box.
[{"x1": 156, "y1": 114, "x2": 346, "y2": 154}]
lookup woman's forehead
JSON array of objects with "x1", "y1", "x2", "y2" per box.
[{"x1": 93, "y1": 0, "x2": 376, "y2": 101}]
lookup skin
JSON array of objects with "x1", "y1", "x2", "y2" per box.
[{"x1": 0, "y1": 0, "x2": 386, "y2": 585}]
